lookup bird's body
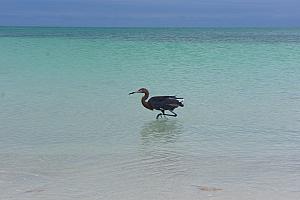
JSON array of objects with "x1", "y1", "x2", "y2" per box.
[
  {"x1": 129, "y1": 88, "x2": 184, "y2": 119},
  {"x1": 148, "y1": 96, "x2": 184, "y2": 111}
]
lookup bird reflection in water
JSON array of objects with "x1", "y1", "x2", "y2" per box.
[{"x1": 140, "y1": 119, "x2": 183, "y2": 144}]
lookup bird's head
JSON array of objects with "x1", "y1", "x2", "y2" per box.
[{"x1": 128, "y1": 88, "x2": 148, "y2": 95}]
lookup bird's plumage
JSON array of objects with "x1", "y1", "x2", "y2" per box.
[
  {"x1": 129, "y1": 88, "x2": 184, "y2": 119},
  {"x1": 148, "y1": 96, "x2": 184, "y2": 111}
]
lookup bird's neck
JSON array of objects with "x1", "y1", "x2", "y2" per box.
[{"x1": 141, "y1": 92, "x2": 153, "y2": 110}]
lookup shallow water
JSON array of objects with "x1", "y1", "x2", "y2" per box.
[{"x1": 1, "y1": 27, "x2": 300, "y2": 199}]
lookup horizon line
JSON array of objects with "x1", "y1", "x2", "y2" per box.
[{"x1": 1, "y1": 25, "x2": 300, "y2": 29}]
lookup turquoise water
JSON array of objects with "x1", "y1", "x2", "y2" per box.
[{"x1": 1, "y1": 27, "x2": 300, "y2": 199}]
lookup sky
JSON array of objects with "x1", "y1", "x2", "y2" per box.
[{"x1": 0, "y1": 0, "x2": 299, "y2": 27}]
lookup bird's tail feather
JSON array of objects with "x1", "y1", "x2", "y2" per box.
[{"x1": 177, "y1": 98, "x2": 184, "y2": 107}]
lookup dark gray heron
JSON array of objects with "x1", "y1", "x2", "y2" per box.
[{"x1": 129, "y1": 88, "x2": 184, "y2": 119}]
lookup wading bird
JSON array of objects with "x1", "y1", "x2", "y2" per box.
[{"x1": 129, "y1": 88, "x2": 184, "y2": 119}]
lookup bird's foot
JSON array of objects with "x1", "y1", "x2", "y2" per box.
[{"x1": 156, "y1": 113, "x2": 162, "y2": 119}]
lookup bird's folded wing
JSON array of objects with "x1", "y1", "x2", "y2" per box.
[{"x1": 149, "y1": 96, "x2": 183, "y2": 109}]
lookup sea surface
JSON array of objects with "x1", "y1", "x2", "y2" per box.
[{"x1": 0, "y1": 27, "x2": 300, "y2": 200}]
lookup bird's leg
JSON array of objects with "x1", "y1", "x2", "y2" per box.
[
  {"x1": 156, "y1": 110, "x2": 164, "y2": 119},
  {"x1": 156, "y1": 113, "x2": 162, "y2": 119},
  {"x1": 170, "y1": 110, "x2": 177, "y2": 117},
  {"x1": 161, "y1": 110, "x2": 167, "y2": 118},
  {"x1": 163, "y1": 110, "x2": 177, "y2": 117}
]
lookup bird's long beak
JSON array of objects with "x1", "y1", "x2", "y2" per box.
[{"x1": 128, "y1": 91, "x2": 136, "y2": 95}]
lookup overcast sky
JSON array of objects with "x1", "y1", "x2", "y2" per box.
[{"x1": 0, "y1": 0, "x2": 299, "y2": 27}]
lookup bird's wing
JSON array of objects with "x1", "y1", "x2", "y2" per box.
[
  {"x1": 150, "y1": 96, "x2": 174, "y2": 99},
  {"x1": 153, "y1": 96, "x2": 184, "y2": 103},
  {"x1": 148, "y1": 96, "x2": 184, "y2": 110}
]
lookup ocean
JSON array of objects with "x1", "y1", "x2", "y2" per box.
[{"x1": 0, "y1": 27, "x2": 300, "y2": 199}]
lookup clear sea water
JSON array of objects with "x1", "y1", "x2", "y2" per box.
[{"x1": 0, "y1": 27, "x2": 300, "y2": 200}]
